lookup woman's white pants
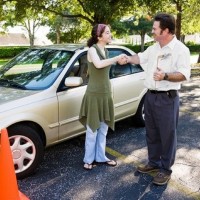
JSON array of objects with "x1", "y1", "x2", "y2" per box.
[{"x1": 83, "y1": 122, "x2": 110, "y2": 164}]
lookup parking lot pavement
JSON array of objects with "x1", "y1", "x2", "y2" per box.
[
  {"x1": 18, "y1": 76, "x2": 200, "y2": 200},
  {"x1": 175, "y1": 76, "x2": 200, "y2": 198}
]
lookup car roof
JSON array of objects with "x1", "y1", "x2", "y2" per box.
[
  {"x1": 34, "y1": 43, "x2": 87, "y2": 52},
  {"x1": 32, "y1": 43, "x2": 132, "y2": 54}
]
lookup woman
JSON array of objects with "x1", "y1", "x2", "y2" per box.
[{"x1": 79, "y1": 24, "x2": 124, "y2": 170}]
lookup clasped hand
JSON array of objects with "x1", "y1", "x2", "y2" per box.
[{"x1": 117, "y1": 54, "x2": 129, "y2": 65}]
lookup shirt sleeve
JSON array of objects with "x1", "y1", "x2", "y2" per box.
[
  {"x1": 177, "y1": 48, "x2": 191, "y2": 81},
  {"x1": 138, "y1": 48, "x2": 148, "y2": 63},
  {"x1": 138, "y1": 46, "x2": 151, "y2": 71}
]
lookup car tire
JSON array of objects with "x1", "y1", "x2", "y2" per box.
[
  {"x1": 133, "y1": 95, "x2": 145, "y2": 127},
  {"x1": 8, "y1": 124, "x2": 44, "y2": 179}
]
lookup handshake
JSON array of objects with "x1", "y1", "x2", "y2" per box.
[{"x1": 116, "y1": 54, "x2": 130, "y2": 65}]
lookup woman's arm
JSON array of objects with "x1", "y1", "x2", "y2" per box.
[{"x1": 88, "y1": 47, "x2": 122, "y2": 68}]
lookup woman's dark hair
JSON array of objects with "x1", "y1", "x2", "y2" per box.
[
  {"x1": 154, "y1": 13, "x2": 176, "y2": 35},
  {"x1": 87, "y1": 24, "x2": 107, "y2": 47}
]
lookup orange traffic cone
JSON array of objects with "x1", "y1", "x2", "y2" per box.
[{"x1": 0, "y1": 128, "x2": 29, "y2": 200}]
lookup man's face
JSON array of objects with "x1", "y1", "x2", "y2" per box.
[{"x1": 151, "y1": 21, "x2": 164, "y2": 42}]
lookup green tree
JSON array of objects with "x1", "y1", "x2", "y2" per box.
[
  {"x1": 134, "y1": 0, "x2": 200, "y2": 41},
  {"x1": 161, "y1": 0, "x2": 200, "y2": 41},
  {"x1": 22, "y1": 10, "x2": 47, "y2": 47},
  {"x1": 47, "y1": 13, "x2": 90, "y2": 43},
  {"x1": 1, "y1": 0, "x2": 137, "y2": 25},
  {"x1": 1, "y1": 1, "x2": 47, "y2": 47},
  {"x1": 1, "y1": 0, "x2": 200, "y2": 47},
  {"x1": 112, "y1": 15, "x2": 153, "y2": 51},
  {"x1": 127, "y1": 16, "x2": 153, "y2": 51}
]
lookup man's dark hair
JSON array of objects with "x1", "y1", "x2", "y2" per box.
[{"x1": 154, "y1": 13, "x2": 176, "y2": 35}]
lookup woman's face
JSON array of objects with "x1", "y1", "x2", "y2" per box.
[{"x1": 99, "y1": 26, "x2": 112, "y2": 44}]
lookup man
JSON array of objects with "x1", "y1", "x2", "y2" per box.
[{"x1": 121, "y1": 13, "x2": 191, "y2": 185}]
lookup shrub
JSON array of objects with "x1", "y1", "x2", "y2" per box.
[
  {"x1": 187, "y1": 45, "x2": 200, "y2": 53},
  {"x1": 0, "y1": 46, "x2": 29, "y2": 59}
]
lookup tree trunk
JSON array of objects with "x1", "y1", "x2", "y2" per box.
[
  {"x1": 180, "y1": 35, "x2": 185, "y2": 43},
  {"x1": 175, "y1": 3, "x2": 182, "y2": 40},
  {"x1": 28, "y1": 29, "x2": 34, "y2": 47},
  {"x1": 29, "y1": 34, "x2": 34, "y2": 47},
  {"x1": 198, "y1": 53, "x2": 200, "y2": 63},
  {"x1": 140, "y1": 32, "x2": 145, "y2": 52},
  {"x1": 56, "y1": 27, "x2": 61, "y2": 44},
  {"x1": 25, "y1": 20, "x2": 35, "y2": 47}
]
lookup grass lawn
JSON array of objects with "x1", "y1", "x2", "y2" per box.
[{"x1": 0, "y1": 59, "x2": 10, "y2": 66}]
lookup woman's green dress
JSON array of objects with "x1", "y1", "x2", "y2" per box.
[{"x1": 79, "y1": 44, "x2": 114, "y2": 132}]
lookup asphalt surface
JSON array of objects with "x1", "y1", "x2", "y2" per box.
[{"x1": 18, "y1": 74, "x2": 200, "y2": 200}]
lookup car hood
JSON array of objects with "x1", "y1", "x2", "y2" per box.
[{"x1": 0, "y1": 87, "x2": 40, "y2": 104}]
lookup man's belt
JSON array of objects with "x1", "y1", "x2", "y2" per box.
[{"x1": 148, "y1": 90, "x2": 178, "y2": 98}]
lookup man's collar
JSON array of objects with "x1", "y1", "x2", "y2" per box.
[{"x1": 165, "y1": 35, "x2": 177, "y2": 49}]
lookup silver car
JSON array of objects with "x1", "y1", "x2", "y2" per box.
[{"x1": 0, "y1": 44, "x2": 147, "y2": 179}]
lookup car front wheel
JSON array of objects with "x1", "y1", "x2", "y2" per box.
[{"x1": 8, "y1": 125, "x2": 44, "y2": 179}]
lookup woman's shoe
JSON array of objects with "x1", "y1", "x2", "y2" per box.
[
  {"x1": 106, "y1": 160, "x2": 117, "y2": 167},
  {"x1": 83, "y1": 163, "x2": 93, "y2": 170},
  {"x1": 95, "y1": 160, "x2": 117, "y2": 167}
]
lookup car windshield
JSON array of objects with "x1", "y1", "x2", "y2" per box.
[{"x1": 0, "y1": 48, "x2": 73, "y2": 90}]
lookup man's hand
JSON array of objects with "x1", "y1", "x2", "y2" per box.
[{"x1": 153, "y1": 67, "x2": 165, "y2": 81}]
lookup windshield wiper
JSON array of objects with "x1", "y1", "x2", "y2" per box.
[{"x1": 0, "y1": 79, "x2": 26, "y2": 90}]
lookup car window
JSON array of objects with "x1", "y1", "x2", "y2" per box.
[
  {"x1": 131, "y1": 64, "x2": 144, "y2": 74},
  {"x1": 0, "y1": 49, "x2": 73, "y2": 90},
  {"x1": 67, "y1": 53, "x2": 89, "y2": 85},
  {"x1": 108, "y1": 48, "x2": 143, "y2": 79}
]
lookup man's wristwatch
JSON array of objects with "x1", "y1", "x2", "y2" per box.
[{"x1": 163, "y1": 73, "x2": 168, "y2": 80}]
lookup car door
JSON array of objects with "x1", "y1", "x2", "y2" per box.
[
  {"x1": 108, "y1": 48, "x2": 146, "y2": 120},
  {"x1": 57, "y1": 53, "x2": 89, "y2": 140}
]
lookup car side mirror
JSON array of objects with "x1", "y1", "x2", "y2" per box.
[{"x1": 64, "y1": 77, "x2": 83, "y2": 87}]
